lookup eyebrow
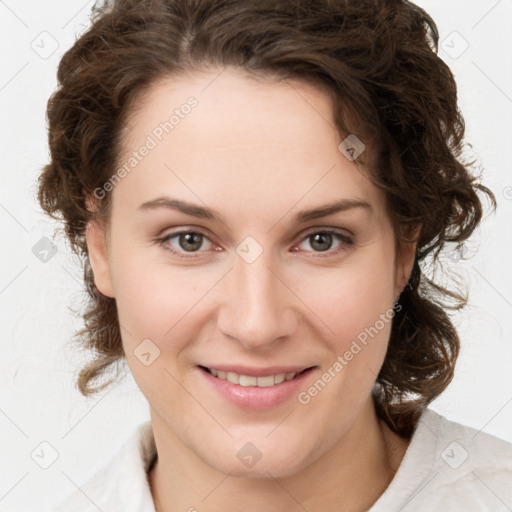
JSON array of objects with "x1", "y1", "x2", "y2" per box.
[{"x1": 138, "y1": 196, "x2": 372, "y2": 224}]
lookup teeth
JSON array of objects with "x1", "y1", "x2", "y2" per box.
[
  {"x1": 208, "y1": 368, "x2": 298, "y2": 387},
  {"x1": 239, "y1": 375, "x2": 258, "y2": 386},
  {"x1": 226, "y1": 372, "x2": 239, "y2": 384},
  {"x1": 274, "y1": 373, "x2": 285, "y2": 384},
  {"x1": 257, "y1": 376, "x2": 275, "y2": 387}
]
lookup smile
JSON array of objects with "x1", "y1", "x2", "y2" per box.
[
  {"x1": 198, "y1": 364, "x2": 317, "y2": 409},
  {"x1": 204, "y1": 367, "x2": 304, "y2": 387}
]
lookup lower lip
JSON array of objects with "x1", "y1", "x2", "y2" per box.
[{"x1": 199, "y1": 367, "x2": 315, "y2": 410}]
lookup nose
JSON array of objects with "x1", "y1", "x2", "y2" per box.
[{"x1": 216, "y1": 249, "x2": 299, "y2": 351}]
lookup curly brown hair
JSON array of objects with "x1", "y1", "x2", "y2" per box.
[{"x1": 38, "y1": 0, "x2": 495, "y2": 437}]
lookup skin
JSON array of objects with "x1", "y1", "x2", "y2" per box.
[{"x1": 86, "y1": 67, "x2": 416, "y2": 511}]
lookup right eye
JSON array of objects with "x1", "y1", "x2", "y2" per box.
[{"x1": 158, "y1": 230, "x2": 216, "y2": 257}]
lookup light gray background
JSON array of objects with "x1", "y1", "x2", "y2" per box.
[{"x1": 1, "y1": 1, "x2": 511, "y2": 510}]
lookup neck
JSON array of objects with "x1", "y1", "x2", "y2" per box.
[{"x1": 149, "y1": 398, "x2": 410, "y2": 512}]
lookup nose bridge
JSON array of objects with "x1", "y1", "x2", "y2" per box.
[{"x1": 217, "y1": 248, "x2": 296, "y2": 349}]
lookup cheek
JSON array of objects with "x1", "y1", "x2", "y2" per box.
[
  {"x1": 112, "y1": 268, "x2": 177, "y2": 339},
  {"x1": 109, "y1": 252, "x2": 205, "y2": 406},
  {"x1": 109, "y1": 247, "x2": 222, "y2": 352},
  {"x1": 294, "y1": 254, "x2": 397, "y2": 351}
]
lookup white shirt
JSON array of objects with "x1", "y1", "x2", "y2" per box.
[{"x1": 51, "y1": 409, "x2": 512, "y2": 511}]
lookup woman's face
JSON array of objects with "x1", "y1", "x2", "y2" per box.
[{"x1": 87, "y1": 68, "x2": 413, "y2": 477}]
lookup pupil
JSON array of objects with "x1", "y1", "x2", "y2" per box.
[
  {"x1": 180, "y1": 233, "x2": 203, "y2": 251},
  {"x1": 311, "y1": 233, "x2": 332, "y2": 251}
]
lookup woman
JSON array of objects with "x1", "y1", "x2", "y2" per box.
[{"x1": 40, "y1": 0, "x2": 511, "y2": 510}]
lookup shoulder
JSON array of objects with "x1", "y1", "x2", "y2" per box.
[
  {"x1": 371, "y1": 408, "x2": 512, "y2": 511},
  {"x1": 425, "y1": 409, "x2": 512, "y2": 508},
  {"x1": 426, "y1": 407, "x2": 512, "y2": 472},
  {"x1": 50, "y1": 420, "x2": 156, "y2": 512}
]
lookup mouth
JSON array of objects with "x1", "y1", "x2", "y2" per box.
[
  {"x1": 198, "y1": 364, "x2": 317, "y2": 409},
  {"x1": 198, "y1": 365, "x2": 315, "y2": 388}
]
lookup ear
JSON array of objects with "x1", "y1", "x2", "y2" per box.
[
  {"x1": 86, "y1": 219, "x2": 115, "y2": 298},
  {"x1": 394, "y1": 226, "x2": 420, "y2": 299}
]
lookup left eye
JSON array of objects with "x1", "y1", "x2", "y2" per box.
[
  {"x1": 164, "y1": 232, "x2": 213, "y2": 252},
  {"x1": 297, "y1": 231, "x2": 351, "y2": 252}
]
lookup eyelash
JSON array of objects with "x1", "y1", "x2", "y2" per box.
[
  {"x1": 156, "y1": 228, "x2": 354, "y2": 260},
  {"x1": 295, "y1": 229, "x2": 354, "y2": 257}
]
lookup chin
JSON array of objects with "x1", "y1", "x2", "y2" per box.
[
  {"x1": 195, "y1": 435, "x2": 317, "y2": 479},
  {"x1": 210, "y1": 456, "x2": 310, "y2": 480}
]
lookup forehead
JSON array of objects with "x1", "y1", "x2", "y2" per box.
[
  {"x1": 121, "y1": 67, "x2": 337, "y2": 156},
  {"x1": 113, "y1": 67, "x2": 386, "y2": 221}
]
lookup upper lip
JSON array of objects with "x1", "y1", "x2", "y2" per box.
[{"x1": 198, "y1": 364, "x2": 315, "y2": 377}]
